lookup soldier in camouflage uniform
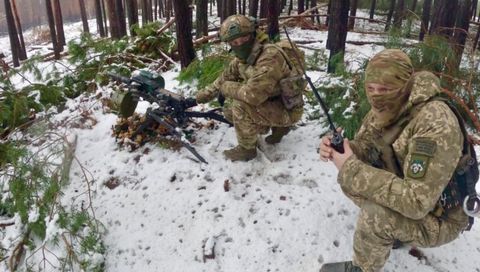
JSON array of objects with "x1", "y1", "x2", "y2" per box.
[
  {"x1": 318, "y1": 49, "x2": 469, "y2": 272},
  {"x1": 195, "y1": 15, "x2": 303, "y2": 161}
]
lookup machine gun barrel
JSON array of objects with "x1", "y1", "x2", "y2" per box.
[{"x1": 283, "y1": 27, "x2": 344, "y2": 153}]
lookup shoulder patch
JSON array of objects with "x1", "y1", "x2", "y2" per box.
[
  {"x1": 413, "y1": 137, "x2": 436, "y2": 157},
  {"x1": 407, "y1": 138, "x2": 436, "y2": 179}
]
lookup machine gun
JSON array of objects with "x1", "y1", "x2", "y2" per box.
[
  {"x1": 108, "y1": 69, "x2": 232, "y2": 164},
  {"x1": 283, "y1": 27, "x2": 344, "y2": 153}
]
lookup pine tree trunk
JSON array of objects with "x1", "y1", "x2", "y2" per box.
[
  {"x1": 105, "y1": 0, "x2": 119, "y2": 38},
  {"x1": 430, "y1": 0, "x2": 458, "y2": 37},
  {"x1": 242, "y1": 0, "x2": 246, "y2": 15},
  {"x1": 393, "y1": 0, "x2": 405, "y2": 29},
  {"x1": 288, "y1": 0, "x2": 293, "y2": 15},
  {"x1": 45, "y1": 0, "x2": 60, "y2": 59},
  {"x1": 159, "y1": 0, "x2": 164, "y2": 18},
  {"x1": 196, "y1": 0, "x2": 208, "y2": 38},
  {"x1": 298, "y1": 0, "x2": 304, "y2": 14},
  {"x1": 249, "y1": 0, "x2": 258, "y2": 17},
  {"x1": 369, "y1": 0, "x2": 376, "y2": 20},
  {"x1": 327, "y1": 0, "x2": 349, "y2": 73},
  {"x1": 452, "y1": 0, "x2": 471, "y2": 69},
  {"x1": 385, "y1": 0, "x2": 396, "y2": 31},
  {"x1": 115, "y1": 0, "x2": 127, "y2": 36},
  {"x1": 102, "y1": 0, "x2": 109, "y2": 36},
  {"x1": 348, "y1": 0, "x2": 357, "y2": 30},
  {"x1": 227, "y1": 0, "x2": 236, "y2": 16},
  {"x1": 419, "y1": 0, "x2": 431, "y2": 41},
  {"x1": 267, "y1": 0, "x2": 279, "y2": 40},
  {"x1": 94, "y1": 0, "x2": 106, "y2": 36},
  {"x1": 11, "y1": 0, "x2": 26, "y2": 60},
  {"x1": 260, "y1": 0, "x2": 268, "y2": 18},
  {"x1": 166, "y1": 0, "x2": 171, "y2": 21},
  {"x1": 126, "y1": 0, "x2": 139, "y2": 36},
  {"x1": 471, "y1": 0, "x2": 477, "y2": 19},
  {"x1": 311, "y1": 0, "x2": 320, "y2": 24},
  {"x1": 4, "y1": 0, "x2": 20, "y2": 66},
  {"x1": 172, "y1": 0, "x2": 196, "y2": 68},
  {"x1": 52, "y1": 0, "x2": 65, "y2": 48},
  {"x1": 79, "y1": 0, "x2": 90, "y2": 33}
]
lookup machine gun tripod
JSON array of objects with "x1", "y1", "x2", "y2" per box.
[{"x1": 109, "y1": 69, "x2": 232, "y2": 164}]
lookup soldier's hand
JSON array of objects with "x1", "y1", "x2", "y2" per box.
[
  {"x1": 331, "y1": 139, "x2": 353, "y2": 170},
  {"x1": 196, "y1": 90, "x2": 211, "y2": 104},
  {"x1": 319, "y1": 135, "x2": 333, "y2": 162}
]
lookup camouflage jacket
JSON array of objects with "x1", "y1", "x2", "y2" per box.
[
  {"x1": 339, "y1": 71, "x2": 467, "y2": 224},
  {"x1": 199, "y1": 32, "x2": 291, "y2": 107}
]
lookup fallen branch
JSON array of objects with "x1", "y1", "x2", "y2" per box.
[{"x1": 157, "y1": 17, "x2": 176, "y2": 35}]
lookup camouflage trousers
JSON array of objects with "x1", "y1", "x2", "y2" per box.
[
  {"x1": 224, "y1": 99, "x2": 303, "y2": 149},
  {"x1": 348, "y1": 196, "x2": 467, "y2": 272}
]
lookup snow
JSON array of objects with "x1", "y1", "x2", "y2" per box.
[{"x1": 1, "y1": 11, "x2": 480, "y2": 272}]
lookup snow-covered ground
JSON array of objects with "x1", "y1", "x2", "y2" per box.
[{"x1": 1, "y1": 11, "x2": 480, "y2": 272}]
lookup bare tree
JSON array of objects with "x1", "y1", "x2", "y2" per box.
[
  {"x1": 94, "y1": 0, "x2": 106, "y2": 37},
  {"x1": 126, "y1": 0, "x2": 139, "y2": 36},
  {"x1": 348, "y1": 0, "x2": 358, "y2": 30},
  {"x1": 52, "y1": 0, "x2": 65, "y2": 48},
  {"x1": 298, "y1": 0, "x2": 304, "y2": 14},
  {"x1": 196, "y1": 0, "x2": 209, "y2": 38},
  {"x1": 4, "y1": 0, "x2": 21, "y2": 66},
  {"x1": 172, "y1": 0, "x2": 196, "y2": 68},
  {"x1": 419, "y1": 0, "x2": 432, "y2": 41},
  {"x1": 326, "y1": 0, "x2": 349, "y2": 73},
  {"x1": 11, "y1": 0, "x2": 26, "y2": 60},
  {"x1": 166, "y1": 0, "x2": 172, "y2": 21},
  {"x1": 259, "y1": 0, "x2": 268, "y2": 18},
  {"x1": 115, "y1": 0, "x2": 127, "y2": 36},
  {"x1": 267, "y1": 0, "x2": 279, "y2": 40},
  {"x1": 369, "y1": 0, "x2": 376, "y2": 20},
  {"x1": 385, "y1": 0, "x2": 396, "y2": 31},
  {"x1": 249, "y1": 0, "x2": 259, "y2": 17},
  {"x1": 452, "y1": 0, "x2": 471, "y2": 68},
  {"x1": 79, "y1": 0, "x2": 90, "y2": 33},
  {"x1": 45, "y1": 0, "x2": 61, "y2": 59},
  {"x1": 393, "y1": 0, "x2": 405, "y2": 29},
  {"x1": 430, "y1": 0, "x2": 458, "y2": 37}
]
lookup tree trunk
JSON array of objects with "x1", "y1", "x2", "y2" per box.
[
  {"x1": 267, "y1": 0, "x2": 279, "y2": 40},
  {"x1": 385, "y1": 0, "x2": 396, "y2": 31},
  {"x1": 419, "y1": 0, "x2": 432, "y2": 41},
  {"x1": 79, "y1": 0, "x2": 90, "y2": 33},
  {"x1": 259, "y1": 0, "x2": 268, "y2": 18},
  {"x1": 94, "y1": 0, "x2": 106, "y2": 36},
  {"x1": 126, "y1": 0, "x2": 139, "y2": 36},
  {"x1": 249, "y1": 0, "x2": 258, "y2": 17},
  {"x1": 298, "y1": 0, "x2": 304, "y2": 14},
  {"x1": 327, "y1": 0, "x2": 349, "y2": 73},
  {"x1": 166, "y1": 0, "x2": 171, "y2": 21},
  {"x1": 311, "y1": 0, "x2": 320, "y2": 24},
  {"x1": 4, "y1": 0, "x2": 20, "y2": 66},
  {"x1": 196, "y1": 0, "x2": 208, "y2": 38},
  {"x1": 105, "y1": 0, "x2": 119, "y2": 38},
  {"x1": 52, "y1": 0, "x2": 65, "y2": 48},
  {"x1": 115, "y1": 0, "x2": 127, "y2": 36},
  {"x1": 369, "y1": 0, "x2": 376, "y2": 20},
  {"x1": 452, "y1": 0, "x2": 471, "y2": 69},
  {"x1": 11, "y1": 0, "x2": 26, "y2": 60},
  {"x1": 288, "y1": 0, "x2": 293, "y2": 15},
  {"x1": 471, "y1": 0, "x2": 477, "y2": 19},
  {"x1": 242, "y1": 0, "x2": 246, "y2": 15},
  {"x1": 430, "y1": 0, "x2": 458, "y2": 37},
  {"x1": 45, "y1": 0, "x2": 60, "y2": 59},
  {"x1": 348, "y1": 0, "x2": 357, "y2": 30},
  {"x1": 172, "y1": 0, "x2": 196, "y2": 68},
  {"x1": 102, "y1": 0, "x2": 109, "y2": 36},
  {"x1": 393, "y1": 0, "x2": 405, "y2": 29},
  {"x1": 159, "y1": 0, "x2": 164, "y2": 18},
  {"x1": 410, "y1": 0, "x2": 417, "y2": 13}
]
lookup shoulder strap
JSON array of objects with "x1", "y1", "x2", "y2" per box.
[{"x1": 263, "y1": 43, "x2": 298, "y2": 73}]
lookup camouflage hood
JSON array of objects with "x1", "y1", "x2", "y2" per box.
[
  {"x1": 404, "y1": 71, "x2": 442, "y2": 110},
  {"x1": 245, "y1": 30, "x2": 269, "y2": 65}
]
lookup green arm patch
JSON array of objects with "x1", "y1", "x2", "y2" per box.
[{"x1": 407, "y1": 138, "x2": 437, "y2": 179}]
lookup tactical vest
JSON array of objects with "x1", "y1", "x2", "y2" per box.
[
  {"x1": 368, "y1": 96, "x2": 479, "y2": 230},
  {"x1": 263, "y1": 41, "x2": 306, "y2": 110}
]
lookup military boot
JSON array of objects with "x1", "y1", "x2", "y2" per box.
[
  {"x1": 319, "y1": 261, "x2": 363, "y2": 272},
  {"x1": 223, "y1": 146, "x2": 257, "y2": 162},
  {"x1": 265, "y1": 127, "x2": 291, "y2": 144}
]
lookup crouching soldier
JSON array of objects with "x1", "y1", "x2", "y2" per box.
[
  {"x1": 319, "y1": 49, "x2": 477, "y2": 271},
  {"x1": 196, "y1": 14, "x2": 304, "y2": 162}
]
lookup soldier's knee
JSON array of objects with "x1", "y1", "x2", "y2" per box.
[{"x1": 358, "y1": 202, "x2": 398, "y2": 236}]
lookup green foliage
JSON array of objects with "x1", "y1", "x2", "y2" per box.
[
  {"x1": 178, "y1": 53, "x2": 231, "y2": 90},
  {"x1": 409, "y1": 35, "x2": 457, "y2": 75},
  {"x1": 385, "y1": 27, "x2": 404, "y2": 49},
  {"x1": 130, "y1": 21, "x2": 176, "y2": 58},
  {"x1": 305, "y1": 49, "x2": 327, "y2": 71}
]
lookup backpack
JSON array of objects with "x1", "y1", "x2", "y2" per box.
[
  {"x1": 264, "y1": 40, "x2": 307, "y2": 110},
  {"x1": 371, "y1": 96, "x2": 479, "y2": 230}
]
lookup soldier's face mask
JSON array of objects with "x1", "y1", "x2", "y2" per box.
[
  {"x1": 229, "y1": 34, "x2": 254, "y2": 61},
  {"x1": 365, "y1": 49, "x2": 414, "y2": 128}
]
